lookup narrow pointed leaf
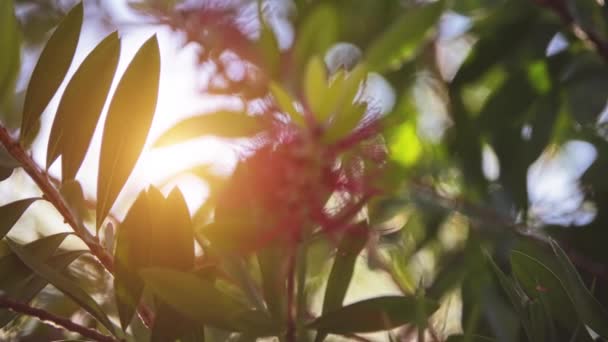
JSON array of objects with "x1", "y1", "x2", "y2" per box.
[
  {"x1": 154, "y1": 112, "x2": 265, "y2": 147},
  {"x1": 365, "y1": 0, "x2": 445, "y2": 72},
  {"x1": 47, "y1": 31, "x2": 121, "y2": 179},
  {"x1": 0, "y1": 0, "x2": 21, "y2": 127},
  {"x1": 308, "y1": 296, "x2": 439, "y2": 333},
  {"x1": 0, "y1": 250, "x2": 85, "y2": 327},
  {"x1": 114, "y1": 190, "x2": 149, "y2": 330},
  {"x1": 97, "y1": 35, "x2": 160, "y2": 228},
  {"x1": 6, "y1": 239, "x2": 116, "y2": 335},
  {"x1": 0, "y1": 233, "x2": 72, "y2": 327},
  {"x1": 549, "y1": 240, "x2": 608, "y2": 338},
  {"x1": 269, "y1": 82, "x2": 304, "y2": 126},
  {"x1": 316, "y1": 223, "x2": 368, "y2": 342},
  {"x1": 20, "y1": 2, "x2": 83, "y2": 146},
  {"x1": 258, "y1": 245, "x2": 286, "y2": 323},
  {"x1": 257, "y1": 1, "x2": 280, "y2": 78},
  {"x1": 153, "y1": 188, "x2": 194, "y2": 270},
  {"x1": 293, "y1": 4, "x2": 338, "y2": 76},
  {"x1": 304, "y1": 56, "x2": 328, "y2": 117},
  {"x1": 0, "y1": 198, "x2": 38, "y2": 239}
]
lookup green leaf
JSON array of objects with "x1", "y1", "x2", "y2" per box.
[
  {"x1": 0, "y1": 250, "x2": 85, "y2": 327},
  {"x1": 549, "y1": 240, "x2": 608, "y2": 338},
  {"x1": 304, "y1": 56, "x2": 328, "y2": 118},
  {"x1": 319, "y1": 63, "x2": 367, "y2": 123},
  {"x1": 20, "y1": 2, "x2": 83, "y2": 147},
  {"x1": 0, "y1": 0, "x2": 21, "y2": 127},
  {"x1": 315, "y1": 223, "x2": 368, "y2": 342},
  {"x1": 0, "y1": 198, "x2": 38, "y2": 239},
  {"x1": 293, "y1": 4, "x2": 338, "y2": 78},
  {"x1": 308, "y1": 295, "x2": 439, "y2": 334},
  {"x1": 60, "y1": 179, "x2": 90, "y2": 224},
  {"x1": 47, "y1": 31, "x2": 121, "y2": 179},
  {"x1": 256, "y1": 0, "x2": 280, "y2": 78},
  {"x1": 154, "y1": 111, "x2": 265, "y2": 147},
  {"x1": 257, "y1": 245, "x2": 286, "y2": 323},
  {"x1": 365, "y1": 0, "x2": 445, "y2": 72},
  {"x1": 269, "y1": 82, "x2": 304, "y2": 126},
  {"x1": 6, "y1": 238, "x2": 116, "y2": 335},
  {"x1": 0, "y1": 233, "x2": 71, "y2": 327},
  {"x1": 140, "y1": 268, "x2": 251, "y2": 331},
  {"x1": 97, "y1": 35, "x2": 160, "y2": 228},
  {"x1": 114, "y1": 190, "x2": 149, "y2": 330}
]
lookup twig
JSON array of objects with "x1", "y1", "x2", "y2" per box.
[
  {"x1": 0, "y1": 125, "x2": 155, "y2": 328},
  {"x1": 536, "y1": 0, "x2": 608, "y2": 63},
  {"x1": 286, "y1": 249, "x2": 296, "y2": 342},
  {"x1": 0, "y1": 295, "x2": 120, "y2": 342}
]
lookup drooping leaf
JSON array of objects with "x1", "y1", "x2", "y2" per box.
[
  {"x1": 97, "y1": 35, "x2": 160, "y2": 228},
  {"x1": 269, "y1": 82, "x2": 304, "y2": 126},
  {"x1": 6, "y1": 238, "x2": 116, "y2": 335},
  {"x1": 154, "y1": 112, "x2": 265, "y2": 147},
  {"x1": 308, "y1": 295, "x2": 439, "y2": 333},
  {"x1": 0, "y1": 233, "x2": 72, "y2": 328},
  {"x1": 47, "y1": 31, "x2": 121, "y2": 179},
  {"x1": 548, "y1": 240, "x2": 608, "y2": 338},
  {"x1": 0, "y1": 250, "x2": 86, "y2": 327},
  {"x1": 140, "y1": 268, "x2": 250, "y2": 331},
  {"x1": 365, "y1": 0, "x2": 445, "y2": 72},
  {"x1": 0, "y1": 198, "x2": 38, "y2": 239},
  {"x1": 315, "y1": 223, "x2": 368, "y2": 342},
  {"x1": 0, "y1": 0, "x2": 21, "y2": 127},
  {"x1": 20, "y1": 2, "x2": 83, "y2": 147}
]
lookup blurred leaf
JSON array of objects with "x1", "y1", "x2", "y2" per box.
[
  {"x1": 154, "y1": 112, "x2": 265, "y2": 147},
  {"x1": 257, "y1": 245, "x2": 286, "y2": 323},
  {"x1": 445, "y1": 335, "x2": 496, "y2": 342},
  {"x1": 308, "y1": 296, "x2": 439, "y2": 333},
  {"x1": 0, "y1": 0, "x2": 21, "y2": 127},
  {"x1": 305, "y1": 56, "x2": 328, "y2": 118},
  {"x1": 0, "y1": 250, "x2": 85, "y2": 327},
  {"x1": 47, "y1": 31, "x2": 121, "y2": 179},
  {"x1": 549, "y1": 240, "x2": 608, "y2": 338},
  {"x1": 97, "y1": 35, "x2": 160, "y2": 228},
  {"x1": 294, "y1": 4, "x2": 338, "y2": 79},
  {"x1": 20, "y1": 2, "x2": 83, "y2": 147},
  {"x1": 365, "y1": 0, "x2": 445, "y2": 72},
  {"x1": 269, "y1": 82, "x2": 304, "y2": 126},
  {"x1": 256, "y1": 0, "x2": 280, "y2": 78},
  {"x1": 140, "y1": 268, "x2": 253, "y2": 331},
  {"x1": 6, "y1": 238, "x2": 117, "y2": 335},
  {"x1": 0, "y1": 198, "x2": 38, "y2": 239},
  {"x1": 315, "y1": 223, "x2": 367, "y2": 342}
]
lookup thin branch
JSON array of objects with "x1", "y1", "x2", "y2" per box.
[
  {"x1": 536, "y1": 0, "x2": 608, "y2": 63},
  {"x1": 285, "y1": 249, "x2": 296, "y2": 342},
  {"x1": 0, "y1": 295, "x2": 120, "y2": 342},
  {"x1": 0, "y1": 125, "x2": 155, "y2": 327}
]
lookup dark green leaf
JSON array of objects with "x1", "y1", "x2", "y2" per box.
[
  {"x1": 315, "y1": 223, "x2": 367, "y2": 342},
  {"x1": 549, "y1": 240, "x2": 608, "y2": 338},
  {"x1": 6, "y1": 238, "x2": 116, "y2": 335},
  {"x1": 97, "y1": 35, "x2": 160, "y2": 228},
  {"x1": 114, "y1": 191, "x2": 149, "y2": 330},
  {"x1": 308, "y1": 295, "x2": 439, "y2": 333},
  {"x1": 257, "y1": 1, "x2": 280, "y2": 78},
  {"x1": 47, "y1": 31, "x2": 121, "y2": 179},
  {"x1": 154, "y1": 112, "x2": 265, "y2": 147},
  {"x1": 140, "y1": 268, "x2": 250, "y2": 331},
  {"x1": 257, "y1": 245, "x2": 286, "y2": 324},
  {"x1": 365, "y1": 0, "x2": 445, "y2": 72},
  {"x1": 20, "y1": 2, "x2": 83, "y2": 147},
  {"x1": 0, "y1": 250, "x2": 85, "y2": 327},
  {"x1": 0, "y1": 0, "x2": 21, "y2": 127},
  {"x1": 0, "y1": 198, "x2": 38, "y2": 239}
]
